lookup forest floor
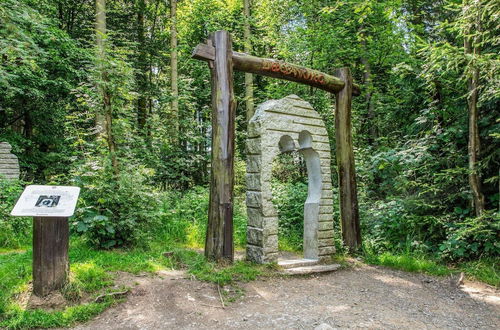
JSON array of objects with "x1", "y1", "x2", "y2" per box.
[{"x1": 70, "y1": 261, "x2": 500, "y2": 330}]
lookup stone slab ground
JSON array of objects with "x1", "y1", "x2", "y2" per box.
[{"x1": 70, "y1": 263, "x2": 499, "y2": 329}]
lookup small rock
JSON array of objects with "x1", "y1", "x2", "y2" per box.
[{"x1": 315, "y1": 323, "x2": 334, "y2": 330}]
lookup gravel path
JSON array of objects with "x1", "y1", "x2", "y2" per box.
[{"x1": 73, "y1": 264, "x2": 499, "y2": 329}]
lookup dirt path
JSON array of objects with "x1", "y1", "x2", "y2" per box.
[{"x1": 73, "y1": 264, "x2": 499, "y2": 329}]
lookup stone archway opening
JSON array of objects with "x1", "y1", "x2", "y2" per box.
[
  {"x1": 271, "y1": 147, "x2": 307, "y2": 254},
  {"x1": 271, "y1": 130, "x2": 323, "y2": 260}
]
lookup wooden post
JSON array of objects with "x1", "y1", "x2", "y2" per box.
[
  {"x1": 33, "y1": 217, "x2": 69, "y2": 296},
  {"x1": 334, "y1": 68, "x2": 361, "y2": 250},
  {"x1": 205, "y1": 31, "x2": 236, "y2": 262}
]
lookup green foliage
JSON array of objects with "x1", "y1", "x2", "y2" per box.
[
  {"x1": 363, "y1": 250, "x2": 452, "y2": 277},
  {"x1": 272, "y1": 181, "x2": 307, "y2": 251},
  {"x1": 439, "y1": 211, "x2": 500, "y2": 261},
  {"x1": 170, "y1": 248, "x2": 261, "y2": 286},
  {"x1": 270, "y1": 152, "x2": 308, "y2": 251},
  {"x1": 0, "y1": 179, "x2": 30, "y2": 248},
  {"x1": 458, "y1": 258, "x2": 500, "y2": 287},
  {"x1": 72, "y1": 161, "x2": 161, "y2": 249},
  {"x1": 160, "y1": 186, "x2": 247, "y2": 248},
  {"x1": 362, "y1": 198, "x2": 447, "y2": 254}
]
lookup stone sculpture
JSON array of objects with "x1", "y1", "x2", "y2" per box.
[
  {"x1": 246, "y1": 95, "x2": 335, "y2": 263},
  {"x1": 0, "y1": 142, "x2": 20, "y2": 180}
]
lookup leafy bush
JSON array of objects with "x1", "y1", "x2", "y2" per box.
[
  {"x1": 0, "y1": 178, "x2": 30, "y2": 248},
  {"x1": 160, "y1": 186, "x2": 247, "y2": 248},
  {"x1": 439, "y1": 211, "x2": 500, "y2": 261},
  {"x1": 362, "y1": 198, "x2": 447, "y2": 254},
  {"x1": 271, "y1": 181, "x2": 308, "y2": 251},
  {"x1": 72, "y1": 162, "x2": 161, "y2": 249}
]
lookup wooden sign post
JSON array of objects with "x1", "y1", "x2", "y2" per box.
[
  {"x1": 33, "y1": 216, "x2": 69, "y2": 296},
  {"x1": 205, "y1": 31, "x2": 236, "y2": 261},
  {"x1": 193, "y1": 30, "x2": 362, "y2": 261},
  {"x1": 11, "y1": 185, "x2": 80, "y2": 296}
]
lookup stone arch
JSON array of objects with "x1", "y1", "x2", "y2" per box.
[{"x1": 246, "y1": 95, "x2": 335, "y2": 263}]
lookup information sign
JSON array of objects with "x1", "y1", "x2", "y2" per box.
[{"x1": 11, "y1": 185, "x2": 80, "y2": 217}]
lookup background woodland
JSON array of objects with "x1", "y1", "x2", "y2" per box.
[{"x1": 1, "y1": 0, "x2": 499, "y2": 263}]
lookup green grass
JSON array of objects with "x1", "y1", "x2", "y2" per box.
[
  {"x1": 0, "y1": 236, "x2": 267, "y2": 329},
  {"x1": 0, "y1": 237, "x2": 176, "y2": 329},
  {"x1": 458, "y1": 258, "x2": 500, "y2": 287},
  {"x1": 363, "y1": 251, "x2": 452, "y2": 276},
  {"x1": 170, "y1": 248, "x2": 263, "y2": 285},
  {"x1": 363, "y1": 251, "x2": 500, "y2": 287}
]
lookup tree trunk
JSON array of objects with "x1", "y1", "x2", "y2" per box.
[
  {"x1": 205, "y1": 31, "x2": 236, "y2": 262},
  {"x1": 95, "y1": 0, "x2": 106, "y2": 135},
  {"x1": 464, "y1": 5, "x2": 485, "y2": 216},
  {"x1": 243, "y1": 0, "x2": 254, "y2": 122},
  {"x1": 136, "y1": 0, "x2": 149, "y2": 133},
  {"x1": 170, "y1": 0, "x2": 179, "y2": 142},
  {"x1": 335, "y1": 68, "x2": 361, "y2": 251},
  {"x1": 360, "y1": 36, "x2": 376, "y2": 144},
  {"x1": 96, "y1": 0, "x2": 119, "y2": 174}
]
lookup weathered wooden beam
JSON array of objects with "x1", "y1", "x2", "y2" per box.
[
  {"x1": 334, "y1": 68, "x2": 361, "y2": 251},
  {"x1": 33, "y1": 217, "x2": 69, "y2": 296},
  {"x1": 193, "y1": 43, "x2": 361, "y2": 96},
  {"x1": 205, "y1": 31, "x2": 235, "y2": 262}
]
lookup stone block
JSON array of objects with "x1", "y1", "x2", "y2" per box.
[
  {"x1": 318, "y1": 221, "x2": 334, "y2": 231},
  {"x1": 246, "y1": 155, "x2": 261, "y2": 173},
  {"x1": 247, "y1": 207, "x2": 263, "y2": 228},
  {"x1": 264, "y1": 235, "x2": 278, "y2": 252},
  {"x1": 262, "y1": 217, "x2": 278, "y2": 235},
  {"x1": 246, "y1": 173, "x2": 262, "y2": 191},
  {"x1": 247, "y1": 227, "x2": 263, "y2": 245},
  {"x1": 246, "y1": 191, "x2": 262, "y2": 208},
  {"x1": 318, "y1": 238, "x2": 335, "y2": 247},
  {"x1": 246, "y1": 245, "x2": 264, "y2": 263},
  {"x1": 319, "y1": 214, "x2": 333, "y2": 221},
  {"x1": 246, "y1": 138, "x2": 261, "y2": 155},
  {"x1": 248, "y1": 120, "x2": 263, "y2": 138},
  {"x1": 318, "y1": 246, "x2": 336, "y2": 256},
  {"x1": 321, "y1": 189, "x2": 333, "y2": 199},
  {"x1": 319, "y1": 205, "x2": 333, "y2": 214},
  {"x1": 320, "y1": 199, "x2": 333, "y2": 206},
  {"x1": 318, "y1": 230, "x2": 334, "y2": 239}
]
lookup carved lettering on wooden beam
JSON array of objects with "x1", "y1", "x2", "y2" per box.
[{"x1": 192, "y1": 42, "x2": 360, "y2": 96}]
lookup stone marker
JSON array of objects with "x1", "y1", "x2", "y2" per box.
[
  {"x1": 246, "y1": 95, "x2": 335, "y2": 263},
  {"x1": 0, "y1": 142, "x2": 20, "y2": 180}
]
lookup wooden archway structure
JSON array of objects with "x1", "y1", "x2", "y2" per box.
[{"x1": 193, "y1": 30, "x2": 361, "y2": 262}]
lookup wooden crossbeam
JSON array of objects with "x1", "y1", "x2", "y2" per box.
[{"x1": 193, "y1": 43, "x2": 360, "y2": 96}]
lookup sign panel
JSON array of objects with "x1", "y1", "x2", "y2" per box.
[{"x1": 11, "y1": 185, "x2": 81, "y2": 217}]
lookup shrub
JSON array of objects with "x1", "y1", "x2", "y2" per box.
[
  {"x1": 72, "y1": 162, "x2": 161, "y2": 249},
  {"x1": 271, "y1": 181, "x2": 308, "y2": 251},
  {"x1": 0, "y1": 178, "x2": 30, "y2": 248},
  {"x1": 439, "y1": 211, "x2": 500, "y2": 261},
  {"x1": 362, "y1": 198, "x2": 447, "y2": 254},
  {"x1": 160, "y1": 186, "x2": 247, "y2": 248}
]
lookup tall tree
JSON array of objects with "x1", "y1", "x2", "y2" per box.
[
  {"x1": 243, "y1": 0, "x2": 254, "y2": 122},
  {"x1": 463, "y1": 0, "x2": 485, "y2": 215},
  {"x1": 136, "y1": 0, "x2": 149, "y2": 132},
  {"x1": 170, "y1": 0, "x2": 179, "y2": 142},
  {"x1": 96, "y1": 0, "x2": 118, "y2": 173}
]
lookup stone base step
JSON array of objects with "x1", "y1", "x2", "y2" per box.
[
  {"x1": 278, "y1": 258, "x2": 319, "y2": 269},
  {"x1": 281, "y1": 264, "x2": 341, "y2": 275}
]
